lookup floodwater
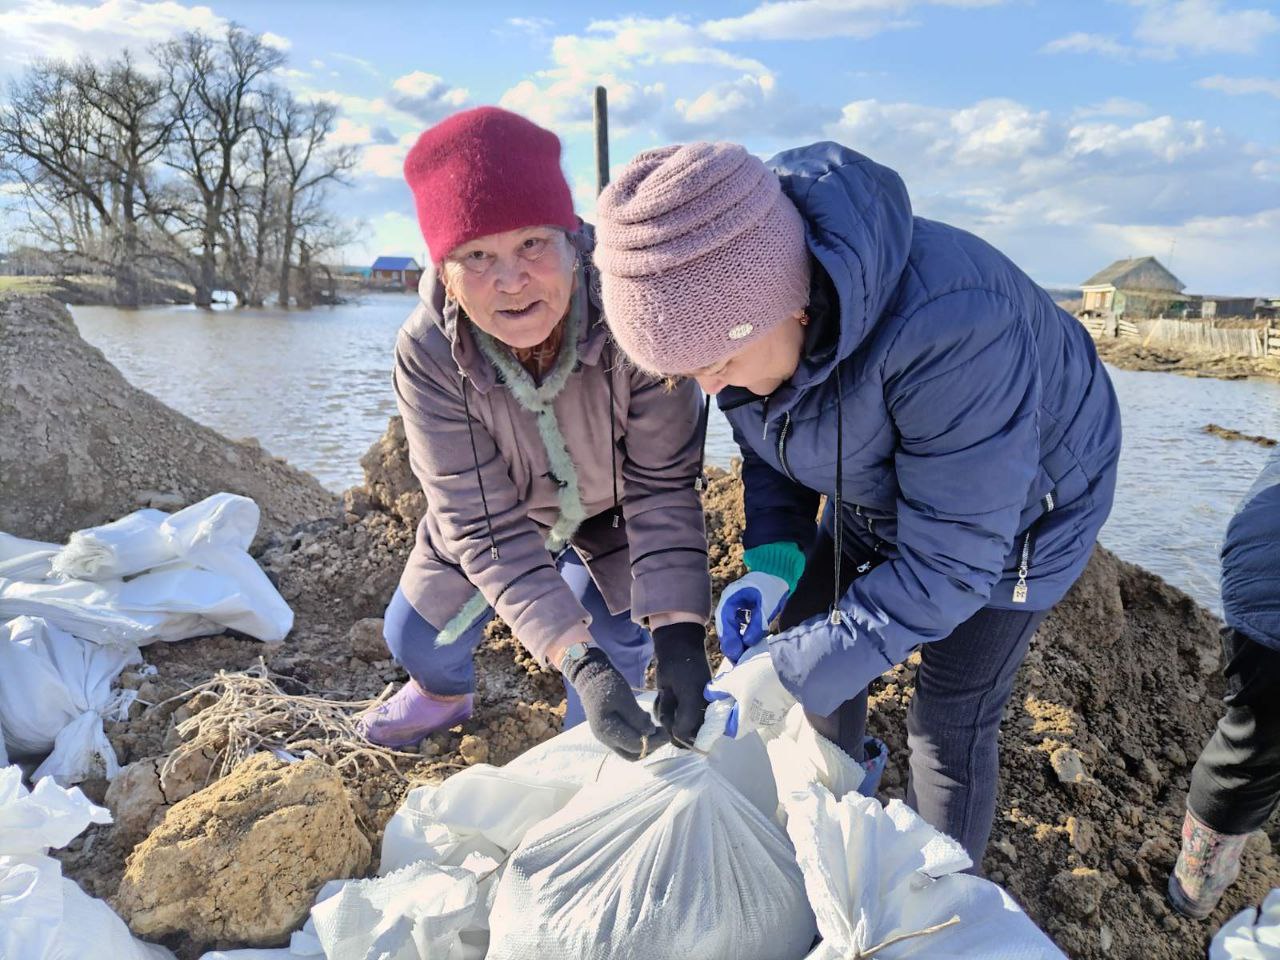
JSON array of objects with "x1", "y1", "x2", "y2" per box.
[{"x1": 72, "y1": 297, "x2": 1280, "y2": 615}]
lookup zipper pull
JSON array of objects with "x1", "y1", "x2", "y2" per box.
[
  {"x1": 1013, "y1": 531, "x2": 1031, "y2": 604},
  {"x1": 1044, "y1": 492, "x2": 1055, "y2": 512},
  {"x1": 761, "y1": 398, "x2": 770, "y2": 440}
]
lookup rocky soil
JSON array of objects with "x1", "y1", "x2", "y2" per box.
[
  {"x1": 1094, "y1": 337, "x2": 1280, "y2": 383},
  {"x1": 8, "y1": 297, "x2": 1278, "y2": 957}
]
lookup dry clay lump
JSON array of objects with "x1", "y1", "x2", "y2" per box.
[{"x1": 116, "y1": 753, "x2": 370, "y2": 947}]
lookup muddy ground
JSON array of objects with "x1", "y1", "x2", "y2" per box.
[{"x1": 9, "y1": 295, "x2": 1278, "y2": 958}]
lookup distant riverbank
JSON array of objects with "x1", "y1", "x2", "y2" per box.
[
  {"x1": 0, "y1": 274, "x2": 196, "y2": 307},
  {"x1": 1092, "y1": 336, "x2": 1280, "y2": 383}
]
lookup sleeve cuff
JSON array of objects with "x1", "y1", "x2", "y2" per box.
[{"x1": 744, "y1": 541, "x2": 806, "y2": 592}]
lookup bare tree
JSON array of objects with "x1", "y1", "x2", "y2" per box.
[
  {"x1": 158, "y1": 26, "x2": 283, "y2": 307},
  {"x1": 267, "y1": 89, "x2": 356, "y2": 306}
]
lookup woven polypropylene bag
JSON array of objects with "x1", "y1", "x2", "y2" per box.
[{"x1": 486, "y1": 748, "x2": 816, "y2": 960}]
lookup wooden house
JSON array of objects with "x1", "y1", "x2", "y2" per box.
[
  {"x1": 1079, "y1": 257, "x2": 1191, "y2": 320},
  {"x1": 370, "y1": 256, "x2": 422, "y2": 290}
]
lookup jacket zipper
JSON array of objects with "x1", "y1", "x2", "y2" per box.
[
  {"x1": 1013, "y1": 492, "x2": 1056, "y2": 604},
  {"x1": 777, "y1": 413, "x2": 795, "y2": 482}
]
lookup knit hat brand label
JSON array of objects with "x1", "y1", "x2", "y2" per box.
[{"x1": 728, "y1": 323, "x2": 754, "y2": 340}]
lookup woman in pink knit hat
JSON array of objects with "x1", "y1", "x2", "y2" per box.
[
  {"x1": 593, "y1": 140, "x2": 1121, "y2": 869},
  {"x1": 355, "y1": 107, "x2": 715, "y2": 760}
]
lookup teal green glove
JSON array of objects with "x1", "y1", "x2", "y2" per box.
[{"x1": 742, "y1": 541, "x2": 805, "y2": 593}]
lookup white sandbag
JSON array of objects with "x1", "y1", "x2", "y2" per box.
[
  {"x1": 113, "y1": 561, "x2": 291, "y2": 643},
  {"x1": 310, "y1": 858, "x2": 489, "y2": 960},
  {"x1": 51, "y1": 509, "x2": 174, "y2": 581},
  {"x1": 487, "y1": 747, "x2": 817, "y2": 960},
  {"x1": 1211, "y1": 888, "x2": 1280, "y2": 959},
  {"x1": 0, "y1": 575, "x2": 219, "y2": 647},
  {"x1": 0, "y1": 765, "x2": 175, "y2": 960},
  {"x1": 160, "y1": 492, "x2": 259, "y2": 557},
  {"x1": 381, "y1": 765, "x2": 578, "y2": 876},
  {"x1": 0, "y1": 531, "x2": 60, "y2": 580},
  {"x1": 0, "y1": 617, "x2": 139, "y2": 784},
  {"x1": 0, "y1": 765, "x2": 111, "y2": 854},
  {"x1": 0, "y1": 560, "x2": 289, "y2": 646},
  {"x1": 765, "y1": 739, "x2": 1063, "y2": 959}
]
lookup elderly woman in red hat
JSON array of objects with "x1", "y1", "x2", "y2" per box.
[{"x1": 355, "y1": 107, "x2": 715, "y2": 759}]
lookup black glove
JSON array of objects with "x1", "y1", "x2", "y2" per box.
[
  {"x1": 563, "y1": 647, "x2": 662, "y2": 761},
  {"x1": 652, "y1": 622, "x2": 713, "y2": 748}
]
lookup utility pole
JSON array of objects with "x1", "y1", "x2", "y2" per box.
[{"x1": 594, "y1": 86, "x2": 610, "y2": 196}]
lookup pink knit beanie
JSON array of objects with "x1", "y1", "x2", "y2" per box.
[{"x1": 593, "y1": 142, "x2": 810, "y2": 374}]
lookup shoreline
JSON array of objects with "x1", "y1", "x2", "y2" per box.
[{"x1": 1093, "y1": 336, "x2": 1280, "y2": 384}]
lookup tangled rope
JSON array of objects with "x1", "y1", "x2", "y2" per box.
[{"x1": 157, "y1": 659, "x2": 420, "y2": 788}]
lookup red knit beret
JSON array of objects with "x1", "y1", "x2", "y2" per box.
[{"x1": 404, "y1": 106, "x2": 578, "y2": 264}]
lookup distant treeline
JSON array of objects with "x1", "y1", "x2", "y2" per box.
[{"x1": 0, "y1": 25, "x2": 358, "y2": 308}]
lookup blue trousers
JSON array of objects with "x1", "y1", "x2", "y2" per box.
[
  {"x1": 383, "y1": 551, "x2": 652, "y2": 729},
  {"x1": 779, "y1": 502, "x2": 1048, "y2": 870}
]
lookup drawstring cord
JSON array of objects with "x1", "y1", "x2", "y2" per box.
[
  {"x1": 831, "y1": 370, "x2": 845, "y2": 625},
  {"x1": 460, "y1": 375, "x2": 500, "y2": 560},
  {"x1": 607, "y1": 343, "x2": 621, "y2": 528},
  {"x1": 695, "y1": 395, "x2": 711, "y2": 492}
]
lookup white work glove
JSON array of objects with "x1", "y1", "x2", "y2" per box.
[
  {"x1": 696, "y1": 643, "x2": 797, "y2": 751},
  {"x1": 714, "y1": 571, "x2": 791, "y2": 664}
]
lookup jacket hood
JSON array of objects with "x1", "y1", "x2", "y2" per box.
[{"x1": 759, "y1": 142, "x2": 914, "y2": 415}]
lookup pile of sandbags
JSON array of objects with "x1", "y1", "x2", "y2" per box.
[
  {"x1": 193, "y1": 676, "x2": 1065, "y2": 960},
  {"x1": 0, "y1": 765, "x2": 175, "y2": 959},
  {"x1": 0, "y1": 493, "x2": 293, "y2": 785},
  {"x1": 2, "y1": 493, "x2": 292, "y2": 647}
]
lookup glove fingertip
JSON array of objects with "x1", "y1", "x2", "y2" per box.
[{"x1": 725, "y1": 704, "x2": 739, "y2": 738}]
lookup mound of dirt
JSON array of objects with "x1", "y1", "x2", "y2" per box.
[
  {"x1": 0, "y1": 293, "x2": 337, "y2": 548},
  {"x1": 39, "y1": 410, "x2": 1280, "y2": 959}
]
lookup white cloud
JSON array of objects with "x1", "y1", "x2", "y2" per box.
[
  {"x1": 1132, "y1": 0, "x2": 1279, "y2": 56},
  {"x1": 261, "y1": 31, "x2": 290, "y2": 51},
  {"x1": 824, "y1": 94, "x2": 1280, "y2": 290},
  {"x1": 388, "y1": 71, "x2": 470, "y2": 124},
  {"x1": 1044, "y1": 2, "x2": 1279, "y2": 60},
  {"x1": 1072, "y1": 97, "x2": 1151, "y2": 119},
  {"x1": 1040, "y1": 32, "x2": 1138, "y2": 58},
  {"x1": 0, "y1": 0, "x2": 227, "y2": 71},
  {"x1": 359, "y1": 132, "x2": 419, "y2": 179},
  {"x1": 1198, "y1": 74, "x2": 1280, "y2": 98},
  {"x1": 701, "y1": 0, "x2": 1005, "y2": 42},
  {"x1": 668, "y1": 73, "x2": 836, "y2": 139},
  {"x1": 331, "y1": 52, "x2": 380, "y2": 77},
  {"x1": 330, "y1": 117, "x2": 373, "y2": 146}
]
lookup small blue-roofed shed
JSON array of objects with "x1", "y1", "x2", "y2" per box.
[{"x1": 371, "y1": 256, "x2": 422, "y2": 290}]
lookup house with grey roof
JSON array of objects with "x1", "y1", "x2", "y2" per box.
[{"x1": 1079, "y1": 256, "x2": 1194, "y2": 321}]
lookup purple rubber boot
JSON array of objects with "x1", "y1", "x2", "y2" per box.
[{"x1": 356, "y1": 681, "x2": 473, "y2": 749}]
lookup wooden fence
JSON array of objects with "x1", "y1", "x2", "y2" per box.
[
  {"x1": 1079, "y1": 313, "x2": 1279, "y2": 357},
  {"x1": 1136, "y1": 318, "x2": 1270, "y2": 357}
]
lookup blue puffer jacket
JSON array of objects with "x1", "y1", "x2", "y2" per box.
[
  {"x1": 721, "y1": 143, "x2": 1122, "y2": 715},
  {"x1": 1221, "y1": 450, "x2": 1280, "y2": 650}
]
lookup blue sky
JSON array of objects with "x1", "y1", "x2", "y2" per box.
[{"x1": 1, "y1": 0, "x2": 1277, "y2": 293}]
